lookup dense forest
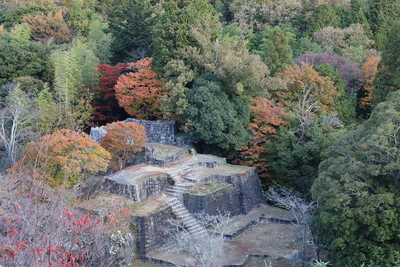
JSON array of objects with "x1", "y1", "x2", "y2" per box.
[{"x1": 1, "y1": 0, "x2": 400, "y2": 265}]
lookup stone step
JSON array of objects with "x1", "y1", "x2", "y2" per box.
[
  {"x1": 166, "y1": 188, "x2": 187, "y2": 194},
  {"x1": 174, "y1": 184, "x2": 191, "y2": 189}
]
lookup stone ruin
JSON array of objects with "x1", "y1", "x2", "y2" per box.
[
  {"x1": 90, "y1": 118, "x2": 192, "y2": 147},
  {"x1": 89, "y1": 119, "x2": 266, "y2": 266}
]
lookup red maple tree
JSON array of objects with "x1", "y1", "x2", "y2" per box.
[
  {"x1": 233, "y1": 97, "x2": 288, "y2": 180},
  {"x1": 114, "y1": 57, "x2": 167, "y2": 120},
  {"x1": 92, "y1": 63, "x2": 127, "y2": 124}
]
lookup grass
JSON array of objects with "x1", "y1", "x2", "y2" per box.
[{"x1": 188, "y1": 180, "x2": 232, "y2": 195}]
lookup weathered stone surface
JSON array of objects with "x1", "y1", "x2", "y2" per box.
[
  {"x1": 124, "y1": 118, "x2": 192, "y2": 147},
  {"x1": 183, "y1": 169, "x2": 265, "y2": 216},
  {"x1": 102, "y1": 174, "x2": 174, "y2": 202},
  {"x1": 89, "y1": 127, "x2": 107, "y2": 143},
  {"x1": 183, "y1": 185, "x2": 243, "y2": 216},
  {"x1": 131, "y1": 206, "x2": 175, "y2": 260},
  {"x1": 89, "y1": 119, "x2": 192, "y2": 148}
]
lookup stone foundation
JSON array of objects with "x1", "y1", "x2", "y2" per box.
[{"x1": 102, "y1": 174, "x2": 174, "y2": 202}]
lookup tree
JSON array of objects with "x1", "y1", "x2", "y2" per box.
[
  {"x1": 266, "y1": 185, "x2": 316, "y2": 266},
  {"x1": 229, "y1": 0, "x2": 303, "y2": 30},
  {"x1": 62, "y1": 0, "x2": 96, "y2": 35},
  {"x1": 181, "y1": 21, "x2": 277, "y2": 98},
  {"x1": 21, "y1": 9, "x2": 71, "y2": 44},
  {"x1": 306, "y1": 4, "x2": 340, "y2": 36},
  {"x1": 369, "y1": 0, "x2": 400, "y2": 49},
  {"x1": 312, "y1": 23, "x2": 376, "y2": 64},
  {"x1": 274, "y1": 63, "x2": 339, "y2": 143},
  {"x1": 165, "y1": 212, "x2": 231, "y2": 267},
  {"x1": 108, "y1": 0, "x2": 154, "y2": 64},
  {"x1": 87, "y1": 17, "x2": 113, "y2": 64},
  {"x1": 315, "y1": 63, "x2": 356, "y2": 125},
  {"x1": 184, "y1": 74, "x2": 251, "y2": 153},
  {"x1": 100, "y1": 121, "x2": 146, "y2": 171},
  {"x1": 264, "y1": 108, "x2": 340, "y2": 195},
  {"x1": 0, "y1": 33, "x2": 50, "y2": 86},
  {"x1": 311, "y1": 90, "x2": 400, "y2": 266},
  {"x1": 233, "y1": 97, "x2": 287, "y2": 183},
  {"x1": 92, "y1": 63, "x2": 127, "y2": 124},
  {"x1": 0, "y1": 83, "x2": 36, "y2": 168},
  {"x1": 50, "y1": 38, "x2": 98, "y2": 130},
  {"x1": 151, "y1": 0, "x2": 219, "y2": 74},
  {"x1": 0, "y1": 171, "x2": 132, "y2": 266},
  {"x1": 9, "y1": 129, "x2": 111, "y2": 187},
  {"x1": 258, "y1": 26, "x2": 294, "y2": 75},
  {"x1": 295, "y1": 52, "x2": 362, "y2": 94},
  {"x1": 358, "y1": 56, "x2": 380, "y2": 118},
  {"x1": 114, "y1": 57, "x2": 167, "y2": 120},
  {"x1": 373, "y1": 21, "x2": 400, "y2": 103}
]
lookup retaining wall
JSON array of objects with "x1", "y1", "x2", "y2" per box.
[
  {"x1": 90, "y1": 119, "x2": 192, "y2": 147},
  {"x1": 101, "y1": 174, "x2": 174, "y2": 202},
  {"x1": 183, "y1": 168, "x2": 264, "y2": 216},
  {"x1": 131, "y1": 206, "x2": 175, "y2": 260},
  {"x1": 124, "y1": 118, "x2": 192, "y2": 147}
]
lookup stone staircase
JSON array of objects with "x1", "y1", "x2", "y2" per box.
[
  {"x1": 165, "y1": 166, "x2": 208, "y2": 238},
  {"x1": 167, "y1": 197, "x2": 208, "y2": 238}
]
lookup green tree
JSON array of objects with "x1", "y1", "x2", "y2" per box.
[
  {"x1": 306, "y1": 4, "x2": 340, "y2": 36},
  {"x1": 369, "y1": 0, "x2": 400, "y2": 49},
  {"x1": 0, "y1": 33, "x2": 50, "y2": 86},
  {"x1": 265, "y1": 119, "x2": 336, "y2": 195},
  {"x1": 108, "y1": 0, "x2": 154, "y2": 64},
  {"x1": 315, "y1": 64, "x2": 356, "y2": 125},
  {"x1": 151, "y1": 0, "x2": 219, "y2": 74},
  {"x1": 50, "y1": 38, "x2": 99, "y2": 130},
  {"x1": 373, "y1": 20, "x2": 400, "y2": 103},
  {"x1": 311, "y1": 90, "x2": 400, "y2": 266},
  {"x1": 184, "y1": 73, "x2": 251, "y2": 153},
  {"x1": 257, "y1": 26, "x2": 294, "y2": 75}
]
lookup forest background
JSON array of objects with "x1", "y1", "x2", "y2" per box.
[{"x1": 1, "y1": 0, "x2": 400, "y2": 266}]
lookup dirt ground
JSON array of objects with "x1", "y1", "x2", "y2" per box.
[{"x1": 148, "y1": 203, "x2": 316, "y2": 267}]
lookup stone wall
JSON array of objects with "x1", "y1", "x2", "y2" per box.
[
  {"x1": 183, "y1": 169, "x2": 264, "y2": 215},
  {"x1": 124, "y1": 118, "x2": 192, "y2": 147},
  {"x1": 183, "y1": 185, "x2": 244, "y2": 216},
  {"x1": 101, "y1": 174, "x2": 174, "y2": 202},
  {"x1": 131, "y1": 206, "x2": 175, "y2": 260},
  {"x1": 90, "y1": 119, "x2": 192, "y2": 147},
  {"x1": 146, "y1": 146, "x2": 189, "y2": 167}
]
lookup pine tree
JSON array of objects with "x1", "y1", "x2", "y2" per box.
[
  {"x1": 306, "y1": 4, "x2": 340, "y2": 36},
  {"x1": 258, "y1": 26, "x2": 294, "y2": 75},
  {"x1": 373, "y1": 21, "x2": 400, "y2": 102}
]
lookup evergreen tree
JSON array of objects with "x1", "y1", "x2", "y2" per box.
[
  {"x1": 369, "y1": 0, "x2": 400, "y2": 49},
  {"x1": 373, "y1": 21, "x2": 400, "y2": 103},
  {"x1": 258, "y1": 26, "x2": 294, "y2": 75},
  {"x1": 108, "y1": 0, "x2": 154, "y2": 64},
  {"x1": 184, "y1": 73, "x2": 251, "y2": 153},
  {"x1": 311, "y1": 90, "x2": 400, "y2": 266},
  {"x1": 306, "y1": 4, "x2": 340, "y2": 37},
  {"x1": 151, "y1": 0, "x2": 219, "y2": 75}
]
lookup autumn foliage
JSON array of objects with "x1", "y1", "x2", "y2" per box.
[
  {"x1": 0, "y1": 171, "x2": 132, "y2": 266},
  {"x1": 358, "y1": 56, "x2": 381, "y2": 117},
  {"x1": 233, "y1": 97, "x2": 287, "y2": 180},
  {"x1": 92, "y1": 63, "x2": 127, "y2": 124},
  {"x1": 100, "y1": 121, "x2": 146, "y2": 170},
  {"x1": 21, "y1": 9, "x2": 71, "y2": 44},
  {"x1": 114, "y1": 57, "x2": 167, "y2": 120},
  {"x1": 8, "y1": 129, "x2": 111, "y2": 187}
]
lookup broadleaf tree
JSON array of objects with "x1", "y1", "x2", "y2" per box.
[
  {"x1": 114, "y1": 57, "x2": 167, "y2": 120},
  {"x1": 9, "y1": 129, "x2": 111, "y2": 187},
  {"x1": 100, "y1": 121, "x2": 146, "y2": 171}
]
